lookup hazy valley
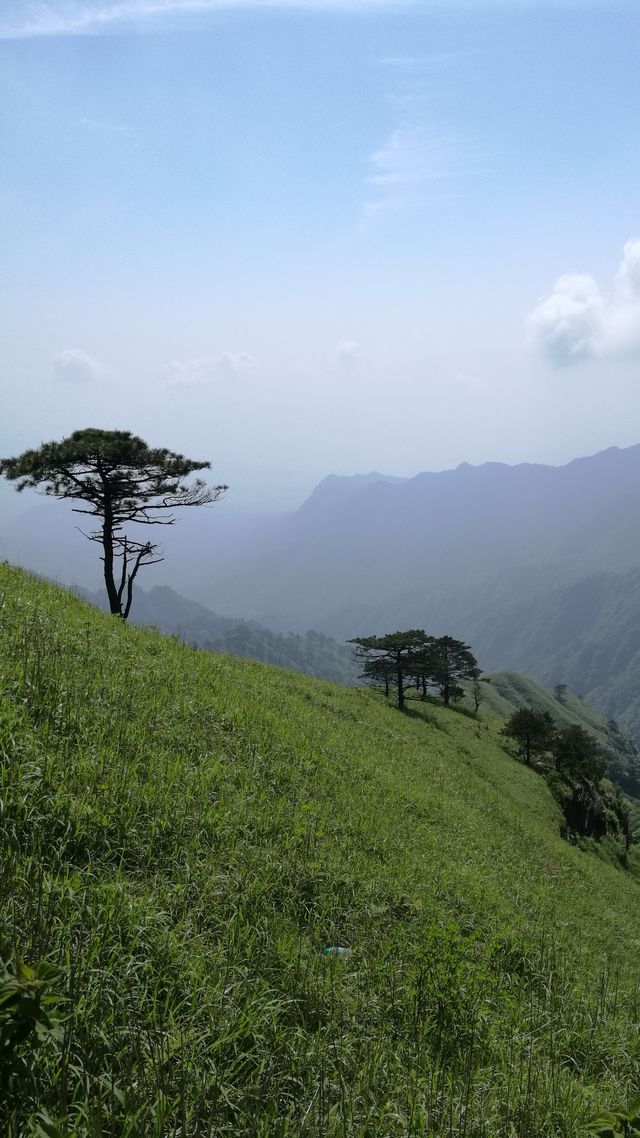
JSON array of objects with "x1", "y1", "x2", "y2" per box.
[{"x1": 8, "y1": 443, "x2": 640, "y2": 739}]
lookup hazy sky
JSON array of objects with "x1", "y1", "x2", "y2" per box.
[{"x1": 2, "y1": 0, "x2": 640, "y2": 514}]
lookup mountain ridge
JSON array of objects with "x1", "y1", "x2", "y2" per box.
[
  {"x1": 194, "y1": 441, "x2": 640, "y2": 625},
  {"x1": 188, "y1": 442, "x2": 640, "y2": 738}
]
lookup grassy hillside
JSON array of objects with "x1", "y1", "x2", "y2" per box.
[
  {"x1": 479, "y1": 670, "x2": 613, "y2": 727},
  {"x1": 3, "y1": 564, "x2": 640, "y2": 1135},
  {"x1": 83, "y1": 582, "x2": 360, "y2": 686},
  {"x1": 480, "y1": 669, "x2": 627, "y2": 752}
]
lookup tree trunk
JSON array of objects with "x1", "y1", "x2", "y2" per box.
[
  {"x1": 101, "y1": 501, "x2": 122, "y2": 616},
  {"x1": 397, "y1": 667, "x2": 404, "y2": 709}
]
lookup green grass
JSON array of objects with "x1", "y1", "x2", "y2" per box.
[{"x1": 2, "y1": 563, "x2": 640, "y2": 1136}]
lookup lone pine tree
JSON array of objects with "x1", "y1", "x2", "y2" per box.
[{"x1": 0, "y1": 428, "x2": 227, "y2": 619}]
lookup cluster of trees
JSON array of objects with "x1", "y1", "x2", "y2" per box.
[
  {"x1": 503, "y1": 708, "x2": 634, "y2": 849},
  {"x1": 349, "y1": 630, "x2": 480, "y2": 710},
  {"x1": 503, "y1": 708, "x2": 607, "y2": 782}
]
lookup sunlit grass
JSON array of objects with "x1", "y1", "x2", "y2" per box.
[{"x1": 1, "y1": 563, "x2": 640, "y2": 1135}]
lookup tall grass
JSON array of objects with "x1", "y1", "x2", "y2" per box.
[{"x1": 1, "y1": 563, "x2": 640, "y2": 1135}]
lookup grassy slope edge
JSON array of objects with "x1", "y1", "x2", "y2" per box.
[
  {"x1": 480, "y1": 670, "x2": 626, "y2": 747},
  {"x1": 2, "y1": 563, "x2": 640, "y2": 1136}
]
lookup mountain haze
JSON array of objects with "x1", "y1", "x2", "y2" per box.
[
  {"x1": 196, "y1": 445, "x2": 640, "y2": 634},
  {"x1": 193, "y1": 444, "x2": 640, "y2": 736},
  {"x1": 6, "y1": 445, "x2": 640, "y2": 738}
]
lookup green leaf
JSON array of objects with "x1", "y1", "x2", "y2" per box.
[
  {"x1": 28, "y1": 1112, "x2": 65, "y2": 1138},
  {"x1": 585, "y1": 1115, "x2": 620, "y2": 1137}
]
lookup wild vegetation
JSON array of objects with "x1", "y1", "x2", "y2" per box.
[
  {"x1": 501, "y1": 711, "x2": 630, "y2": 852},
  {"x1": 480, "y1": 671, "x2": 640, "y2": 803},
  {"x1": 3, "y1": 563, "x2": 640, "y2": 1135}
]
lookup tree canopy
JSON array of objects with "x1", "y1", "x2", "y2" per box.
[
  {"x1": 349, "y1": 630, "x2": 432, "y2": 709},
  {"x1": 427, "y1": 635, "x2": 480, "y2": 708},
  {"x1": 350, "y1": 630, "x2": 480, "y2": 710},
  {"x1": 502, "y1": 708, "x2": 555, "y2": 766},
  {"x1": 502, "y1": 709, "x2": 608, "y2": 784},
  {"x1": 0, "y1": 429, "x2": 227, "y2": 619},
  {"x1": 553, "y1": 724, "x2": 607, "y2": 782}
]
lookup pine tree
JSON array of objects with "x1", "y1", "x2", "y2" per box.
[
  {"x1": 502, "y1": 708, "x2": 555, "y2": 766},
  {"x1": 428, "y1": 636, "x2": 480, "y2": 708},
  {"x1": 0, "y1": 428, "x2": 226, "y2": 619},
  {"x1": 554, "y1": 725, "x2": 606, "y2": 782},
  {"x1": 349, "y1": 630, "x2": 431, "y2": 709}
]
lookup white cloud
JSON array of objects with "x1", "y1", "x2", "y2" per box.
[
  {"x1": 77, "y1": 116, "x2": 138, "y2": 139},
  {"x1": 370, "y1": 127, "x2": 459, "y2": 189},
  {"x1": 361, "y1": 126, "x2": 474, "y2": 227},
  {"x1": 166, "y1": 352, "x2": 257, "y2": 386},
  {"x1": 380, "y1": 51, "x2": 473, "y2": 69},
  {"x1": 52, "y1": 348, "x2": 108, "y2": 382},
  {"x1": 6, "y1": 0, "x2": 611, "y2": 38},
  {"x1": 528, "y1": 240, "x2": 640, "y2": 365},
  {"x1": 0, "y1": 0, "x2": 414, "y2": 39},
  {"x1": 2, "y1": 0, "x2": 623, "y2": 38}
]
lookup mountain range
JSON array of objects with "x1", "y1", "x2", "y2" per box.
[
  {"x1": 191, "y1": 444, "x2": 640, "y2": 738},
  {"x1": 6, "y1": 442, "x2": 640, "y2": 738}
]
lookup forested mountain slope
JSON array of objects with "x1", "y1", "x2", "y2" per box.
[
  {"x1": 3, "y1": 563, "x2": 640, "y2": 1136},
  {"x1": 470, "y1": 569, "x2": 640, "y2": 741},
  {"x1": 7, "y1": 447, "x2": 640, "y2": 736}
]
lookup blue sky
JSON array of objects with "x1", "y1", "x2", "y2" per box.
[{"x1": 1, "y1": 0, "x2": 640, "y2": 513}]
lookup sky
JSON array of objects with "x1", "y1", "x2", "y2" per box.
[{"x1": 1, "y1": 0, "x2": 640, "y2": 516}]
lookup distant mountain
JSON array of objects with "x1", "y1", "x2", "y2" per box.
[
  {"x1": 192, "y1": 446, "x2": 640, "y2": 738},
  {"x1": 194, "y1": 446, "x2": 640, "y2": 633},
  {"x1": 467, "y1": 568, "x2": 640, "y2": 742},
  {"x1": 0, "y1": 495, "x2": 272, "y2": 594},
  {"x1": 80, "y1": 582, "x2": 359, "y2": 686},
  {"x1": 298, "y1": 472, "x2": 408, "y2": 517},
  {"x1": 8, "y1": 448, "x2": 640, "y2": 739}
]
